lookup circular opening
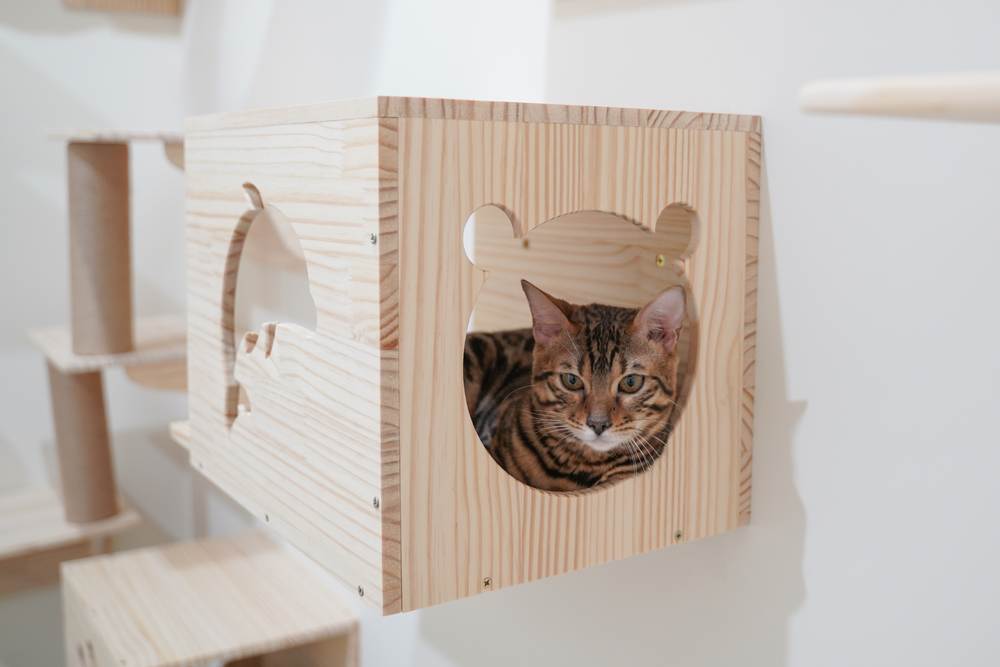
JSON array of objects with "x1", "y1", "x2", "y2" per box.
[{"x1": 462, "y1": 205, "x2": 698, "y2": 493}]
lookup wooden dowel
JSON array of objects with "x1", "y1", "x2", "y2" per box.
[
  {"x1": 47, "y1": 363, "x2": 119, "y2": 522},
  {"x1": 68, "y1": 141, "x2": 134, "y2": 354},
  {"x1": 799, "y1": 72, "x2": 1000, "y2": 124}
]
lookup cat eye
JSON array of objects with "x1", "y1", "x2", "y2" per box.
[
  {"x1": 618, "y1": 374, "x2": 645, "y2": 393},
  {"x1": 561, "y1": 373, "x2": 583, "y2": 390}
]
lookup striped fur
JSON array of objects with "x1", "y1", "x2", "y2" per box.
[{"x1": 464, "y1": 283, "x2": 685, "y2": 492}]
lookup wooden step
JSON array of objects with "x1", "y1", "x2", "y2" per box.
[
  {"x1": 168, "y1": 420, "x2": 191, "y2": 450},
  {"x1": 0, "y1": 485, "x2": 140, "y2": 594},
  {"x1": 29, "y1": 314, "x2": 186, "y2": 390},
  {"x1": 62, "y1": 531, "x2": 358, "y2": 667}
]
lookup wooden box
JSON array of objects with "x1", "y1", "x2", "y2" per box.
[{"x1": 184, "y1": 97, "x2": 760, "y2": 614}]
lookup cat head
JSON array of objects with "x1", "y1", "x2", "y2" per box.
[{"x1": 522, "y1": 279, "x2": 686, "y2": 453}]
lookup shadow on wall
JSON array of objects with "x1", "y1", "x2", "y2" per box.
[{"x1": 417, "y1": 167, "x2": 807, "y2": 666}]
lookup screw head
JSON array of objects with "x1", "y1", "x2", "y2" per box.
[
  {"x1": 357, "y1": 585, "x2": 365, "y2": 597},
  {"x1": 368, "y1": 232, "x2": 378, "y2": 245},
  {"x1": 656, "y1": 254, "x2": 666, "y2": 267},
  {"x1": 264, "y1": 513, "x2": 270, "y2": 523},
  {"x1": 482, "y1": 576, "x2": 493, "y2": 590},
  {"x1": 673, "y1": 529, "x2": 683, "y2": 542},
  {"x1": 372, "y1": 497, "x2": 380, "y2": 509}
]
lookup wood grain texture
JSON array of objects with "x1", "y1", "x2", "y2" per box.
[
  {"x1": 396, "y1": 117, "x2": 753, "y2": 610},
  {"x1": 183, "y1": 98, "x2": 759, "y2": 614},
  {"x1": 186, "y1": 97, "x2": 760, "y2": 133},
  {"x1": 29, "y1": 314, "x2": 186, "y2": 374},
  {"x1": 799, "y1": 71, "x2": 1000, "y2": 124},
  {"x1": 62, "y1": 0, "x2": 181, "y2": 15},
  {"x1": 185, "y1": 117, "x2": 397, "y2": 611},
  {"x1": 62, "y1": 531, "x2": 358, "y2": 667},
  {"x1": 0, "y1": 486, "x2": 137, "y2": 594}
]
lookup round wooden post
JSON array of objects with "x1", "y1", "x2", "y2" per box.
[
  {"x1": 68, "y1": 141, "x2": 133, "y2": 354},
  {"x1": 47, "y1": 363, "x2": 118, "y2": 522}
]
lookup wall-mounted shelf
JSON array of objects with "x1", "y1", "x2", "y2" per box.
[
  {"x1": 62, "y1": 0, "x2": 181, "y2": 16},
  {"x1": 29, "y1": 314, "x2": 186, "y2": 375},
  {"x1": 168, "y1": 419, "x2": 190, "y2": 450},
  {"x1": 62, "y1": 531, "x2": 358, "y2": 666},
  {"x1": 0, "y1": 486, "x2": 140, "y2": 594},
  {"x1": 800, "y1": 71, "x2": 1000, "y2": 123}
]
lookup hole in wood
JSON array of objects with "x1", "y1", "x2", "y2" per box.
[
  {"x1": 223, "y1": 191, "x2": 317, "y2": 420},
  {"x1": 462, "y1": 204, "x2": 699, "y2": 493}
]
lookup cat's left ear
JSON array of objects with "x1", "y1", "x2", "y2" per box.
[{"x1": 632, "y1": 286, "x2": 686, "y2": 352}]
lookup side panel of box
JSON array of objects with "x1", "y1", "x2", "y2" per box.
[
  {"x1": 395, "y1": 118, "x2": 752, "y2": 611},
  {"x1": 185, "y1": 117, "x2": 398, "y2": 610}
]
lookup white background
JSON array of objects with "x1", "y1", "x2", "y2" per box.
[{"x1": 2, "y1": 1, "x2": 1000, "y2": 665}]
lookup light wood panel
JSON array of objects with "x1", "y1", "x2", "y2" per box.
[
  {"x1": 169, "y1": 420, "x2": 191, "y2": 450},
  {"x1": 29, "y1": 314, "x2": 186, "y2": 374},
  {"x1": 799, "y1": 71, "x2": 1000, "y2": 124},
  {"x1": 0, "y1": 485, "x2": 138, "y2": 593},
  {"x1": 186, "y1": 96, "x2": 761, "y2": 133},
  {"x1": 185, "y1": 116, "x2": 398, "y2": 612},
  {"x1": 63, "y1": 0, "x2": 182, "y2": 15},
  {"x1": 68, "y1": 141, "x2": 133, "y2": 354},
  {"x1": 62, "y1": 531, "x2": 358, "y2": 667},
  {"x1": 184, "y1": 97, "x2": 758, "y2": 614},
  {"x1": 396, "y1": 117, "x2": 753, "y2": 610},
  {"x1": 48, "y1": 364, "x2": 119, "y2": 522}
]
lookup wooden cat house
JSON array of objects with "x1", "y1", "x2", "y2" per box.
[{"x1": 184, "y1": 97, "x2": 760, "y2": 614}]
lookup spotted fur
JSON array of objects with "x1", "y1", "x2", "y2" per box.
[{"x1": 464, "y1": 281, "x2": 686, "y2": 492}]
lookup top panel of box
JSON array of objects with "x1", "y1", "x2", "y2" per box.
[{"x1": 185, "y1": 96, "x2": 761, "y2": 133}]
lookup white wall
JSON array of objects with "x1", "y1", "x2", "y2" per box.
[{"x1": 3, "y1": 0, "x2": 1000, "y2": 665}]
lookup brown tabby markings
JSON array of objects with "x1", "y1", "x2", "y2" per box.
[{"x1": 464, "y1": 281, "x2": 686, "y2": 492}]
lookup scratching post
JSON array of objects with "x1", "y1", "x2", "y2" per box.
[
  {"x1": 68, "y1": 141, "x2": 133, "y2": 355},
  {"x1": 47, "y1": 363, "x2": 118, "y2": 522}
]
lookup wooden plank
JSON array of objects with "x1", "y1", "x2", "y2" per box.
[
  {"x1": 29, "y1": 314, "x2": 186, "y2": 374},
  {"x1": 186, "y1": 97, "x2": 761, "y2": 133},
  {"x1": 62, "y1": 0, "x2": 181, "y2": 15},
  {"x1": 185, "y1": 117, "x2": 393, "y2": 610},
  {"x1": 799, "y1": 72, "x2": 1000, "y2": 123},
  {"x1": 51, "y1": 131, "x2": 183, "y2": 144},
  {"x1": 395, "y1": 117, "x2": 753, "y2": 610},
  {"x1": 62, "y1": 531, "x2": 358, "y2": 667},
  {"x1": 169, "y1": 420, "x2": 191, "y2": 450},
  {"x1": 0, "y1": 486, "x2": 139, "y2": 561}
]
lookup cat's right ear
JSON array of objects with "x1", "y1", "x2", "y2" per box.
[{"x1": 521, "y1": 280, "x2": 578, "y2": 345}]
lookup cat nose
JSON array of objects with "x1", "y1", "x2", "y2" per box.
[{"x1": 587, "y1": 415, "x2": 611, "y2": 435}]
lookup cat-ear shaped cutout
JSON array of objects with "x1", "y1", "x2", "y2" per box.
[
  {"x1": 521, "y1": 279, "x2": 579, "y2": 345},
  {"x1": 632, "y1": 285, "x2": 686, "y2": 353}
]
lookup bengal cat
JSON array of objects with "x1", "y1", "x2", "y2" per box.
[{"x1": 464, "y1": 280, "x2": 686, "y2": 492}]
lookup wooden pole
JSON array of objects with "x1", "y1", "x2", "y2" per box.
[
  {"x1": 68, "y1": 141, "x2": 133, "y2": 355},
  {"x1": 47, "y1": 363, "x2": 119, "y2": 522}
]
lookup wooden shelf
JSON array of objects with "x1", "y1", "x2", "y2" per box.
[
  {"x1": 63, "y1": 0, "x2": 181, "y2": 16},
  {"x1": 29, "y1": 314, "x2": 186, "y2": 375},
  {"x1": 0, "y1": 486, "x2": 140, "y2": 594},
  {"x1": 63, "y1": 531, "x2": 358, "y2": 666},
  {"x1": 799, "y1": 71, "x2": 1000, "y2": 124},
  {"x1": 49, "y1": 130, "x2": 182, "y2": 144},
  {"x1": 168, "y1": 419, "x2": 190, "y2": 450}
]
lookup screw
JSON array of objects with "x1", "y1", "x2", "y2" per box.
[
  {"x1": 358, "y1": 585, "x2": 365, "y2": 597},
  {"x1": 656, "y1": 254, "x2": 666, "y2": 267},
  {"x1": 673, "y1": 529, "x2": 684, "y2": 542},
  {"x1": 369, "y1": 232, "x2": 378, "y2": 245},
  {"x1": 264, "y1": 513, "x2": 270, "y2": 523},
  {"x1": 482, "y1": 576, "x2": 493, "y2": 590},
  {"x1": 521, "y1": 238, "x2": 530, "y2": 249},
  {"x1": 372, "y1": 497, "x2": 380, "y2": 509}
]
